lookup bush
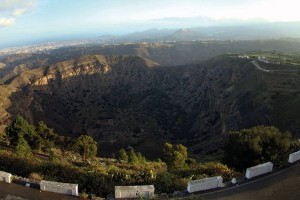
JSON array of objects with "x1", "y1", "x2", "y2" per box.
[
  {"x1": 128, "y1": 148, "x2": 138, "y2": 164},
  {"x1": 80, "y1": 192, "x2": 88, "y2": 200},
  {"x1": 163, "y1": 143, "x2": 188, "y2": 169},
  {"x1": 6, "y1": 115, "x2": 43, "y2": 150},
  {"x1": 118, "y1": 149, "x2": 128, "y2": 163},
  {"x1": 154, "y1": 172, "x2": 187, "y2": 193},
  {"x1": 171, "y1": 162, "x2": 239, "y2": 182},
  {"x1": 15, "y1": 137, "x2": 32, "y2": 158},
  {"x1": 224, "y1": 126, "x2": 291, "y2": 171},
  {"x1": 28, "y1": 172, "x2": 43, "y2": 181}
]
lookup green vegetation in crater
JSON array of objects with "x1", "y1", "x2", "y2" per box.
[{"x1": 0, "y1": 115, "x2": 239, "y2": 196}]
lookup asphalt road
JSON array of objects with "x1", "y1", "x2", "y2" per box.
[
  {"x1": 197, "y1": 164, "x2": 300, "y2": 200},
  {"x1": 251, "y1": 60, "x2": 300, "y2": 73},
  {"x1": 251, "y1": 60, "x2": 271, "y2": 72},
  {"x1": 0, "y1": 182, "x2": 78, "y2": 200}
]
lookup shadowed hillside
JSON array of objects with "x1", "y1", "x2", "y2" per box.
[{"x1": 0, "y1": 54, "x2": 299, "y2": 159}]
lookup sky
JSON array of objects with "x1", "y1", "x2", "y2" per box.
[{"x1": 1, "y1": 0, "x2": 300, "y2": 48}]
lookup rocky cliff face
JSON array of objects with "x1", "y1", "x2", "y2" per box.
[{"x1": 2, "y1": 54, "x2": 300, "y2": 158}]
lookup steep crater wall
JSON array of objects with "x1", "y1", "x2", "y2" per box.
[{"x1": 5, "y1": 55, "x2": 296, "y2": 158}]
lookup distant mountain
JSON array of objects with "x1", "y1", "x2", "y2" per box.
[
  {"x1": 191, "y1": 21, "x2": 300, "y2": 40},
  {"x1": 2, "y1": 21, "x2": 300, "y2": 51},
  {"x1": 121, "y1": 28, "x2": 175, "y2": 41},
  {"x1": 166, "y1": 29, "x2": 205, "y2": 41},
  {"x1": 97, "y1": 21, "x2": 300, "y2": 42}
]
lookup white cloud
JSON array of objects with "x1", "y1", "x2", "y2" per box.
[
  {"x1": 13, "y1": 8, "x2": 27, "y2": 17},
  {"x1": 0, "y1": 0, "x2": 37, "y2": 10},
  {"x1": 0, "y1": 17, "x2": 15, "y2": 26},
  {"x1": 0, "y1": 0, "x2": 37, "y2": 27}
]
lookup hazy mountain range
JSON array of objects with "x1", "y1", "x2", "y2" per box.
[
  {"x1": 97, "y1": 21, "x2": 300, "y2": 43},
  {"x1": 1, "y1": 21, "x2": 300, "y2": 50}
]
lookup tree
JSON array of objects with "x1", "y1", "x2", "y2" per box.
[
  {"x1": 163, "y1": 143, "x2": 188, "y2": 168},
  {"x1": 163, "y1": 143, "x2": 173, "y2": 165},
  {"x1": 36, "y1": 121, "x2": 55, "y2": 140},
  {"x1": 74, "y1": 135, "x2": 97, "y2": 162},
  {"x1": 224, "y1": 126, "x2": 291, "y2": 171},
  {"x1": 128, "y1": 148, "x2": 138, "y2": 164},
  {"x1": 24, "y1": 131, "x2": 43, "y2": 151},
  {"x1": 136, "y1": 152, "x2": 146, "y2": 164},
  {"x1": 6, "y1": 115, "x2": 43, "y2": 150},
  {"x1": 36, "y1": 121, "x2": 57, "y2": 151},
  {"x1": 6, "y1": 115, "x2": 35, "y2": 146},
  {"x1": 118, "y1": 148, "x2": 128, "y2": 163},
  {"x1": 15, "y1": 136, "x2": 32, "y2": 158}
]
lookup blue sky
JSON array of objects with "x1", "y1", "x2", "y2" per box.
[{"x1": 0, "y1": 0, "x2": 300, "y2": 48}]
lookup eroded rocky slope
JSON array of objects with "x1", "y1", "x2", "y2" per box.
[{"x1": 1, "y1": 54, "x2": 300, "y2": 158}]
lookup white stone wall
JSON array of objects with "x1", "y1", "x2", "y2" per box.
[
  {"x1": 245, "y1": 162, "x2": 273, "y2": 179},
  {"x1": 0, "y1": 171, "x2": 12, "y2": 183},
  {"x1": 115, "y1": 185, "x2": 155, "y2": 199},
  {"x1": 187, "y1": 176, "x2": 223, "y2": 193},
  {"x1": 288, "y1": 150, "x2": 300, "y2": 163},
  {"x1": 40, "y1": 180, "x2": 78, "y2": 196}
]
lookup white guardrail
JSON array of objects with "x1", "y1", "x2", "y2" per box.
[
  {"x1": 115, "y1": 185, "x2": 155, "y2": 199},
  {"x1": 288, "y1": 150, "x2": 300, "y2": 163},
  {"x1": 0, "y1": 171, "x2": 12, "y2": 183},
  {"x1": 245, "y1": 162, "x2": 273, "y2": 179},
  {"x1": 187, "y1": 176, "x2": 223, "y2": 193},
  {"x1": 40, "y1": 180, "x2": 78, "y2": 196}
]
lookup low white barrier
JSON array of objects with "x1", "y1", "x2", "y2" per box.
[
  {"x1": 288, "y1": 150, "x2": 300, "y2": 163},
  {"x1": 40, "y1": 180, "x2": 78, "y2": 196},
  {"x1": 115, "y1": 185, "x2": 155, "y2": 199},
  {"x1": 187, "y1": 176, "x2": 223, "y2": 193},
  {"x1": 0, "y1": 171, "x2": 12, "y2": 183},
  {"x1": 245, "y1": 162, "x2": 273, "y2": 179}
]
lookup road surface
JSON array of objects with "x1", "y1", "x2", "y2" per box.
[
  {"x1": 251, "y1": 60, "x2": 300, "y2": 73},
  {"x1": 0, "y1": 182, "x2": 77, "y2": 200},
  {"x1": 197, "y1": 163, "x2": 300, "y2": 200},
  {"x1": 251, "y1": 60, "x2": 271, "y2": 72}
]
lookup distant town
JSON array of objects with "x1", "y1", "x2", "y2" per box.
[{"x1": 0, "y1": 40, "x2": 93, "y2": 56}]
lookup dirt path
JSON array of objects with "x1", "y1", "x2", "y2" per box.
[{"x1": 0, "y1": 182, "x2": 78, "y2": 200}]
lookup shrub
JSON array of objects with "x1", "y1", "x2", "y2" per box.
[
  {"x1": 224, "y1": 126, "x2": 291, "y2": 171},
  {"x1": 128, "y1": 148, "x2": 138, "y2": 164},
  {"x1": 80, "y1": 192, "x2": 88, "y2": 200},
  {"x1": 153, "y1": 172, "x2": 188, "y2": 193},
  {"x1": 163, "y1": 143, "x2": 188, "y2": 169},
  {"x1": 118, "y1": 149, "x2": 128, "y2": 163},
  {"x1": 15, "y1": 137, "x2": 32, "y2": 158},
  {"x1": 29, "y1": 172, "x2": 43, "y2": 181}
]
